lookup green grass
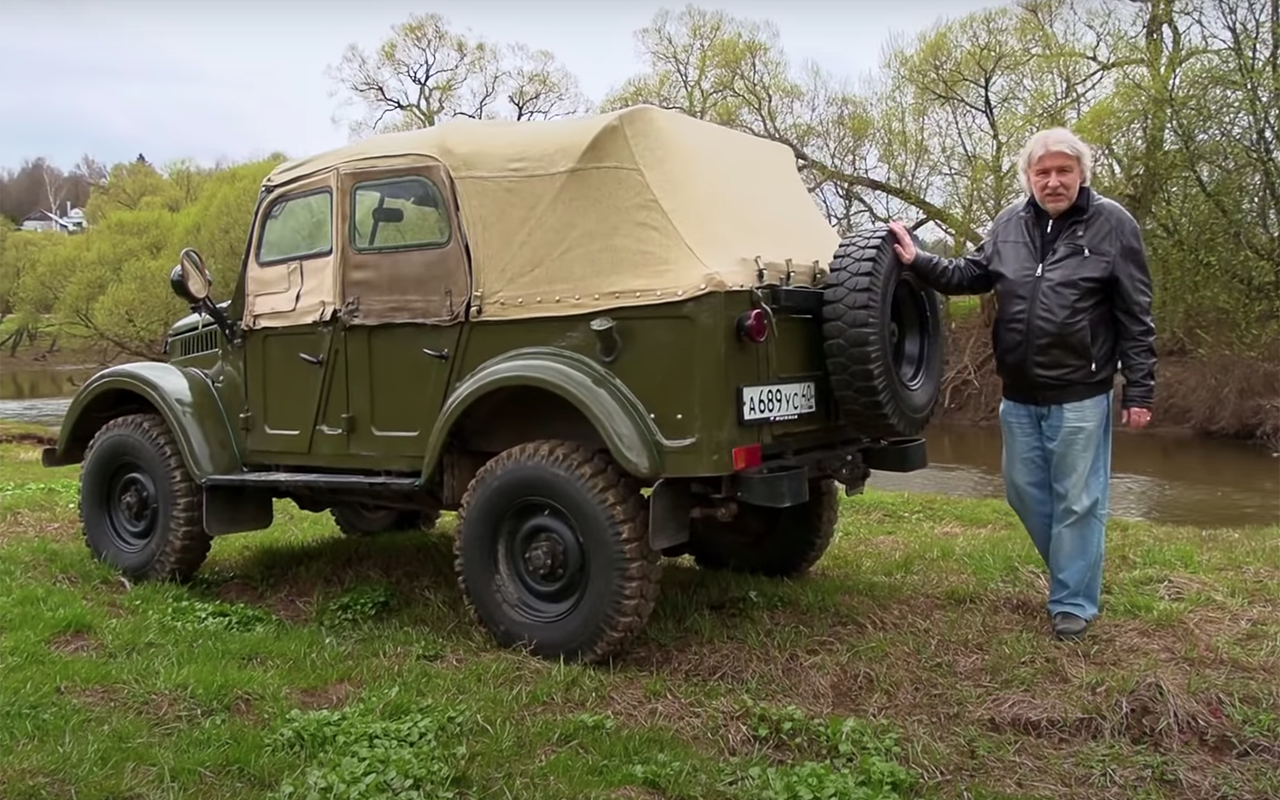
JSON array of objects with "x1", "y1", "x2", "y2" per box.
[
  {"x1": 1, "y1": 436, "x2": 1277, "y2": 800},
  {"x1": 944, "y1": 296, "x2": 981, "y2": 321}
]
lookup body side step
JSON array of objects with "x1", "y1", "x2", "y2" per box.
[{"x1": 203, "y1": 472, "x2": 421, "y2": 491}]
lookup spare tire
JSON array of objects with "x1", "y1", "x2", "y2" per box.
[{"x1": 820, "y1": 226, "x2": 943, "y2": 439}]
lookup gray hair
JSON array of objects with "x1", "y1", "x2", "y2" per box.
[{"x1": 1017, "y1": 127, "x2": 1093, "y2": 194}]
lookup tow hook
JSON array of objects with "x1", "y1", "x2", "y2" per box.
[
  {"x1": 834, "y1": 453, "x2": 871, "y2": 496},
  {"x1": 690, "y1": 500, "x2": 737, "y2": 523}
]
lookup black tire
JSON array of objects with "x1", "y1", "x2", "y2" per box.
[
  {"x1": 453, "y1": 440, "x2": 661, "y2": 663},
  {"x1": 821, "y1": 226, "x2": 944, "y2": 439},
  {"x1": 330, "y1": 504, "x2": 439, "y2": 537},
  {"x1": 79, "y1": 413, "x2": 211, "y2": 582},
  {"x1": 688, "y1": 479, "x2": 839, "y2": 578}
]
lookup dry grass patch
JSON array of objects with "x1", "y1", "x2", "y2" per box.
[
  {"x1": 47, "y1": 631, "x2": 99, "y2": 656},
  {"x1": 0, "y1": 509, "x2": 81, "y2": 545},
  {"x1": 292, "y1": 680, "x2": 358, "y2": 711}
]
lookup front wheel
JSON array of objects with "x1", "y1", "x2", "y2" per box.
[
  {"x1": 453, "y1": 440, "x2": 661, "y2": 663},
  {"x1": 79, "y1": 413, "x2": 211, "y2": 582}
]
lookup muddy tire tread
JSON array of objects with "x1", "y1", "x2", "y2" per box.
[
  {"x1": 453, "y1": 439, "x2": 660, "y2": 664},
  {"x1": 80, "y1": 413, "x2": 210, "y2": 582},
  {"x1": 785, "y1": 479, "x2": 840, "y2": 576},
  {"x1": 822, "y1": 227, "x2": 937, "y2": 438}
]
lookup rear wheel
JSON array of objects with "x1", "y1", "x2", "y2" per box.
[
  {"x1": 688, "y1": 479, "x2": 839, "y2": 578},
  {"x1": 79, "y1": 413, "x2": 211, "y2": 582},
  {"x1": 454, "y1": 440, "x2": 661, "y2": 663},
  {"x1": 821, "y1": 226, "x2": 943, "y2": 438},
  {"x1": 330, "y1": 504, "x2": 440, "y2": 536}
]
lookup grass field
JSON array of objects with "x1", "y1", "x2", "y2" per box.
[{"x1": 2, "y1": 420, "x2": 1277, "y2": 800}]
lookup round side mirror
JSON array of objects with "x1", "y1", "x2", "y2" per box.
[{"x1": 171, "y1": 247, "x2": 211, "y2": 303}]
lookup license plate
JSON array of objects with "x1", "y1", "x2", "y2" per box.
[{"x1": 739, "y1": 381, "x2": 817, "y2": 423}]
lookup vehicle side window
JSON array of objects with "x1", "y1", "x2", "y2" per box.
[
  {"x1": 351, "y1": 176, "x2": 450, "y2": 252},
  {"x1": 257, "y1": 190, "x2": 333, "y2": 265}
]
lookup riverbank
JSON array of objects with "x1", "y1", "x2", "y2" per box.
[
  {"x1": 1, "y1": 435, "x2": 1277, "y2": 800},
  {"x1": 0, "y1": 318, "x2": 121, "y2": 371},
  {"x1": 4, "y1": 314, "x2": 1278, "y2": 450},
  {"x1": 933, "y1": 312, "x2": 1280, "y2": 450},
  {"x1": 0, "y1": 418, "x2": 56, "y2": 446}
]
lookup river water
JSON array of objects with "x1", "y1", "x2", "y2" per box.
[
  {"x1": 2, "y1": 363, "x2": 1277, "y2": 529},
  {"x1": 870, "y1": 422, "x2": 1278, "y2": 529}
]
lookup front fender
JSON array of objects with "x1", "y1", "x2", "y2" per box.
[
  {"x1": 42, "y1": 361, "x2": 241, "y2": 482},
  {"x1": 422, "y1": 347, "x2": 669, "y2": 481}
]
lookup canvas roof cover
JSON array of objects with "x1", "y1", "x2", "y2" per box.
[{"x1": 264, "y1": 104, "x2": 839, "y2": 320}]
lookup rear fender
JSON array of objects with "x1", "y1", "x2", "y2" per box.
[
  {"x1": 422, "y1": 347, "x2": 666, "y2": 481},
  {"x1": 41, "y1": 361, "x2": 241, "y2": 482}
]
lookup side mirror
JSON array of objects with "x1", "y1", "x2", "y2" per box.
[
  {"x1": 167, "y1": 246, "x2": 236, "y2": 346},
  {"x1": 170, "y1": 247, "x2": 212, "y2": 304}
]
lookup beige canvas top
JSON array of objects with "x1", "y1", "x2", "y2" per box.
[{"x1": 262, "y1": 105, "x2": 839, "y2": 321}]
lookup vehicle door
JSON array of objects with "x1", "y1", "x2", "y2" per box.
[
  {"x1": 336, "y1": 160, "x2": 470, "y2": 459},
  {"x1": 239, "y1": 173, "x2": 347, "y2": 458}
]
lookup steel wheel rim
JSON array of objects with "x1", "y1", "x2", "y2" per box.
[
  {"x1": 495, "y1": 497, "x2": 588, "y2": 624},
  {"x1": 105, "y1": 460, "x2": 159, "y2": 553},
  {"x1": 889, "y1": 277, "x2": 930, "y2": 390}
]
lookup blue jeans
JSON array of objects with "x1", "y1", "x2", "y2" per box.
[{"x1": 999, "y1": 391, "x2": 1113, "y2": 621}]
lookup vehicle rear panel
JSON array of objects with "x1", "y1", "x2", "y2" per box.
[
  {"x1": 452, "y1": 287, "x2": 849, "y2": 479},
  {"x1": 719, "y1": 287, "x2": 846, "y2": 456}
]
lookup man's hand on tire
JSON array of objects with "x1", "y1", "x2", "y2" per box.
[{"x1": 888, "y1": 221, "x2": 917, "y2": 264}]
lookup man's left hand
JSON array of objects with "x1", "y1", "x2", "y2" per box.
[{"x1": 1121, "y1": 407, "x2": 1152, "y2": 429}]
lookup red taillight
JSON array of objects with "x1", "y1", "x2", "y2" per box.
[
  {"x1": 732, "y1": 443, "x2": 762, "y2": 471},
  {"x1": 736, "y1": 308, "x2": 769, "y2": 343}
]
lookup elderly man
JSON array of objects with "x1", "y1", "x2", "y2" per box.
[{"x1": 889, "y1": 127, "x2": 1156, "y2": 641}]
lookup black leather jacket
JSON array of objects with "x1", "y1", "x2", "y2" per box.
[{"x1": 908, "y1": 188, "x2": 1156, "y2": 409}]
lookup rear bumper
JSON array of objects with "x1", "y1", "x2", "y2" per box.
[
  {"x1": 646, "y1": 437, "x2": 928, "y2": 552},
  {"x1": 734, "y1": 465, "x2": 812, "y2": 507},
  {"x1": 734, "y1": 436, "x2": 928, "y2": 508},
  {"x1": 860, "y1": 437, "x2": 930, "y2": 472}
]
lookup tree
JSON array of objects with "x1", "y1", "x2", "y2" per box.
[
  {"x1": 873, "y1": 3, "x2": 1103, "y2": 242},
  {"x1": 504, "y1": 43, "x2": 591, "y2": 121},
  {"x1": 326, "y1": 12, "x2": 588, "y2": 137},
  {"x1": 601, "y1": 5, "x2": 758, "y2": 125},
  {"x1": 85, "y1": 159, "x2": 175, "y2": 220},
  {"x1": 1157, "y1": 0, "x2": 1279, "y2": 353},
  {"x1": 603, "y1": 4, "x2": 983, "y2": 242},
  {"x1": 2, "y1": 1, "x2": 1273, "y2": 372},
  {"x1": 0, "y1": 157, "x2": 93, "y2": 224}
]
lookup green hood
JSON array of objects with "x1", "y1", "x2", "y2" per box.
[{"x1": 168, "y1": 301, "x2": 230, "y2": 338}]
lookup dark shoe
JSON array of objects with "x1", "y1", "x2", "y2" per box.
[{"x1": 1051, "y1": 612, "x2": 1089, "y2": 641}]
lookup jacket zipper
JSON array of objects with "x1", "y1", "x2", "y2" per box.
[
  {"x1": 1035, "y1": 219, "x2": 1050, "y2": 277},
  {"x1": 1021, "y1": 213, "x2": 1047, "y2": 384},
  {"x1": 1022, "y1": 211, "x2": 1093, "y2": 386}
]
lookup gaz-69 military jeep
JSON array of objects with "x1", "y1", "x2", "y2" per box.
[{"x1": 43, "y1": 105, "x2": 942, "y2": 663}]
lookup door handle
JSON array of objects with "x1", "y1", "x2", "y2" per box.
[
  {"x1": 298, "y1": 352, "x2": 324, "y2": 365},
  {"x1": 422, "y1": 347, "x2": 450, "y2": 360}
]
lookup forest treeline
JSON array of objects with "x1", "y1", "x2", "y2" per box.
[{"x1": 0, "y1": 0, "x2": 1275, "y2": 440}]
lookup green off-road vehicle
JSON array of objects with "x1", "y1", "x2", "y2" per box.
[{"x1": 43, "y1": 105, "x2": 942, "y2": 663}]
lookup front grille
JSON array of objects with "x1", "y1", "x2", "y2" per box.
[{"x1": 169, "y1": 327, "x2": 220, "y2": 358}]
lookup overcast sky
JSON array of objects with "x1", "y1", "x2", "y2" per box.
[{"x1": 1, "y1": 0, "x2": 1003, "y2": 171}]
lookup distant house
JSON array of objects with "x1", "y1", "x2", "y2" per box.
[{"x1": 19, "y1": 203, "x2": 88, "y2": 233}]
